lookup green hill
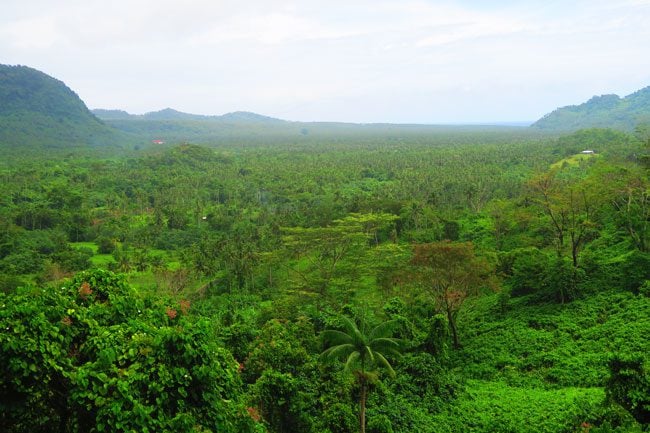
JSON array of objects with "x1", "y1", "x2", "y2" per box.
[
  {"x1": 89, "y1": 109, "x2": 132, "y2": 120},
  {"x1": 92, "y1": 107, "x2": 285, "y2": 123},
  {"x1": 0, "y1": 64, "x2": 122, "y2": 152},
  {"x1": 532, "y1": 86, "x2": 650, "y2": 131},
  {"x1": 91, "y1": 107, "x2": 290, "y2": 144}
]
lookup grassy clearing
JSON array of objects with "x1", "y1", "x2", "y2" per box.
[
  {"x1": 70, "y1": 241, "x2": 98, "y2": 253},
  {"x1": 70, "y1": 241, "x2": 115, "y2": 267},
  {"x1": 550, "y1": 152, "x2": 600, "y2": 169}
]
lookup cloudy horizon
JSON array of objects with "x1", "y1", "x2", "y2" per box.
[{"x1": 2, "y1": 0, "x2": 650, "y2": 123}]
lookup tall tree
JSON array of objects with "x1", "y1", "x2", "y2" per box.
[
  {"x1": 320, "y1": 316, "x2": 402, "y2": 433},
  {"x1": 281, "y1": 213, "x2": 396, "y2": 305},
  {"x1": 411, "y1": 241, "x2": 493, "y2": 348},
  {"x1": 601, "y1": 165, "x2": 649, "y2": 252},
  {"x1": 529, "y1": 169, "x2": 600, "y2": 267}
]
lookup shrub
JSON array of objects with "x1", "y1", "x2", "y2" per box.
[
  {"x1": 606, "y1": 354, "x2": 650, "y2": 425},
  {"x1": 0, "y1": 269, "x2": 257, "y2": 433},
  {"x1": 95, "y1": 236, "x2": 115, "y2": 254}
]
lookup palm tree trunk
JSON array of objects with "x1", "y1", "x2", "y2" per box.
[{"x1": 360, "y1": 379, "x2": 367, "y2": 433}]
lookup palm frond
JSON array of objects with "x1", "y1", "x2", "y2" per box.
[
  {"x1": 363, "y1": 344, "x2": 375, "y2": 364},
  {"x1": 321, "y1": 329, "x2": 353, "y2": 346},
  {"x1": 320, "y1": 343, "x2": 355, "y2": 362},
  {"x1": 339, "y1": 316, "x2": 368, "y2": 346},
  {"x1": 343, "y1": 350, "x2": 360, "y2": 373},
  {"x1": 373, "y1": 351, "x2": 396, "y2": 377},
  {"x1": 339, "y1": 316, "x2": 359, "y2": 337},
  {"x1": 368, "y1": 319, "x2": 399, "y2": 340},
  {"x1": 320, "y1": 315, "x2": 406, "y2": 381},
  {"x1": 370, "y1": 337, "x2": 403, "y2": 357}
]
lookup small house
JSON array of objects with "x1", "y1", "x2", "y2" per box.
[{"x1": 580, "y1": 150, "x2": 595, "y2": 154}]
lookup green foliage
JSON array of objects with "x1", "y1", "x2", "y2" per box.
[
  {"x1": 240, "y1": 317, "x2": 319, "y2": 433},
  {"x1": 605, "y1": 355, "x2": 650, "y2": 425},
  {"x1": 501, "y1": 248, "x2": 550, "y2": 296},
  {"x1": 250, "y1": 370, "x2": 313, "y2": 433},
  {"x1": 244, "y1": 318, "x2": 316, "y2": 382},
  {"x1": 454, "y1": 290, "x2": 650, "y2": 391},
  {"x1": 543, "y1": 256, "x2": 585, "y2": 303},
  {"x1": 411, "y1": 241, "x2": 495, "y2": 347},
  {"x1": 52, "y1": 246, "x2": 93, "y2": 272},
  {"x1": 422, "y1": 314, "x2": 451, "y2": 359},
  {"x1": 393, "y1": 352, "x2": 460, "y2": 412},
  {"x1": 552, "y1": 128, "x2": 635, "y2": 155},
  {"x1": 430, "y1": 381, "x2": 606, "y2": 433},
  {"x1": 613, "y1": 251, "x2": 650, "y2": 293},
  {"x1": 0, "y1": 269, "x2": 257, "y2": 433},
  {"x1": 317, "y1": 402, "x2": 357, "y2": 433},
  {"x1": 96, "y1": 236, "x2": 115, "y2": 255}
]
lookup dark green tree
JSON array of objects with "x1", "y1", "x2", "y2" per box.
[{"x1": 606, "y1": 355, "x2": 650, "y2": 425}]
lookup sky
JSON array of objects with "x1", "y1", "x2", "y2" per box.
[{"x1": 1, "y1": 0, "x2": 650, "y2": 123}]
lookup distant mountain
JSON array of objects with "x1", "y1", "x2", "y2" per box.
[
  {"x1": 532, "y1": 86, "x2": 650, "y2": 131},
  {"x1": 90, "y1": 107, "x2": 288, "y2": 143},
  {"x1": 90, "y1": 109, "x2": 132, "y2": 120},
  {"x1": 141, "y1": 108, "x2": 208, "y2": 121},
  {"x1": 0, "y1": 64, "x2": 121, "y2": 151},
  {"x1": 218, "y1": 111, "x2": 283, "y2": 123},
  {"x1": 92, "y1": 108, "x2": 285, "y2": 123}
]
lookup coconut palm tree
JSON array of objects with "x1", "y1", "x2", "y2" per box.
[{"x1": 320, "y1": 316, "x2": 402, "y2": 433}]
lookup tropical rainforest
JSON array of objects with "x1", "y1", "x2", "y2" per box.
[{"x1": 1, "y1": 64, "x2": 649, "y2": 433}]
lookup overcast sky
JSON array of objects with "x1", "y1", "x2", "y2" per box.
[{"x1": 2, "y1": 0, "x2": 650, "y2": 123}]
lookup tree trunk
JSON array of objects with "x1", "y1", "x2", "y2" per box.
[
  {"x1": 571, "y1": 242, "x2": 579, "y2": 268},
  {"x1": 360, "y1": 380, "x2": 367, "y2": 433},
  {"x1": 447, "y1": 308, "x2": 460, "y2": 349}
]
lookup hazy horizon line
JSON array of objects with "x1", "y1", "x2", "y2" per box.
[{"x1": 90, "y1": 106, "x2": 535, "y2": 127}]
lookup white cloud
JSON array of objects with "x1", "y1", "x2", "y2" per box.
[
  {"x1": 1, "y1": 0, "x2": 650, "y2": 122},
  {"x1": 189, "y1": 12, "x2": 364, "y2": 45},
  {"x1": 3, "y1": 16, "x2": 66, "y2": 49}
]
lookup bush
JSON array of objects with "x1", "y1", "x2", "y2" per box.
[
  {"x1": 543, "y1": 256, "x2": 584, "y2": 303},
  {"x1": 0, "y1": 274, "x2": 27, "y2": 293},
  {"x1": 95, "y1": 236, "x2": 115, "y2": 254},
  {"x1": 52, "y1": 247, "x2": 93, "y2": 272},
  {"x1": 615, "y1": 251, "x2": 650, "y2": 293},
  {"x1": 506, "y1": 248, "x2": 550, "y2": 297},
  {"x1": 316, "y1": 402, "x2": 357, "y2": 433},
  {"x1": 606, "y1": 354, "x2": 650, "y2": 425},
  {"x1": 0, "y1": 269, "x2": 258, "y2": 433}
]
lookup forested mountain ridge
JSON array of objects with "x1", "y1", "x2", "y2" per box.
[
  {"x1": 0, "y1": 64, "x2": 97, "y2": 120},
  {"x1": 1, "y1": 64, "x2": 536, "y2": 152},
  {"x1": 0, "y1": 64, "x2": 121, "y2": 151},
  {"x1": 532, "y1": 86, "x2": 650, "y2": 131},
  {"x1": 92, "y1": 107, "x2": 284, "y2": 123}
]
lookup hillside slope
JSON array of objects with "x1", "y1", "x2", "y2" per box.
[
  {"x1": 0, "y1": 64, "x2": 121, "y2": 151},
  {"x1": 532, "y1": 86, "x2": 650, "y2": 131}
]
